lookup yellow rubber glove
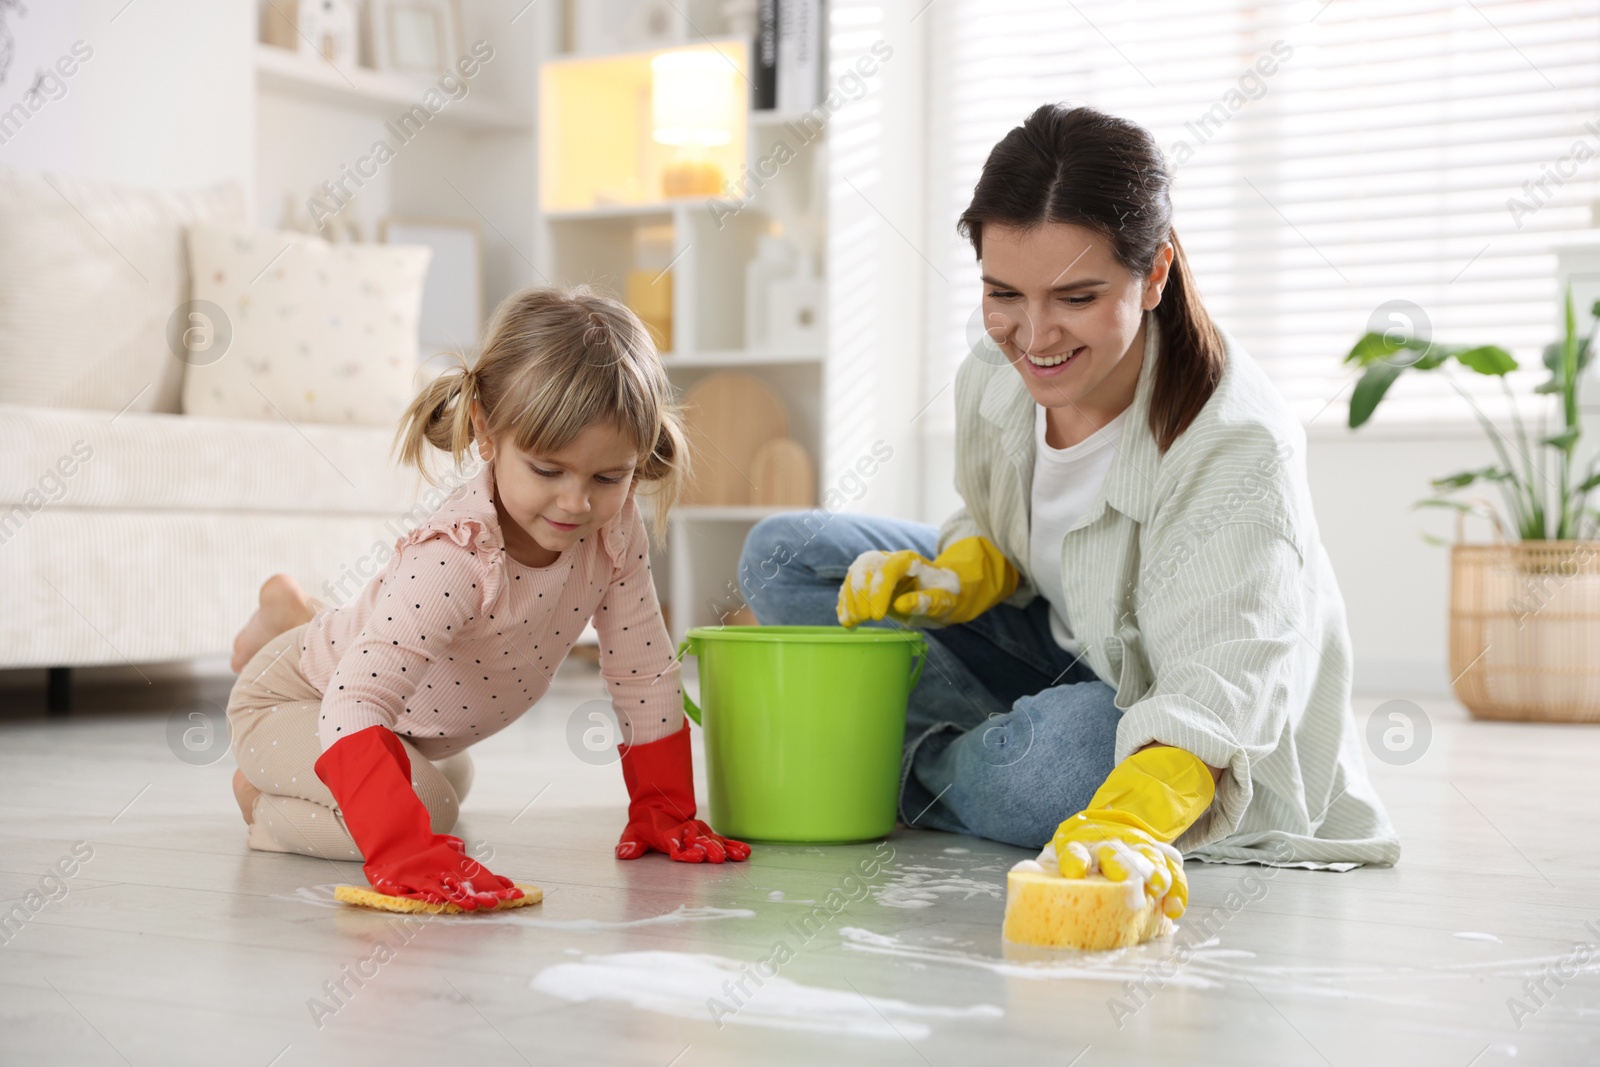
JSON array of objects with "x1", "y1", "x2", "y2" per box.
[
  {"x1": 836, "y1": 537, "x2": 1020, "y2": 629},
  {"x1": 1050, "y1": 746, "x2": 1216, "y2": 919}
]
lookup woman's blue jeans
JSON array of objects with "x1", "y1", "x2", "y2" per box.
[{"x1": 738, "y1": 511, "x2": 1122, "y2": 850}]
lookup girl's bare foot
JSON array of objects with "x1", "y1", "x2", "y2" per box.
[
  {"x1": 230, "y1": 573, "x2": 316, "y2": 672},
  {"x1": 233, "y1": 768, "x2": 262, "y2": 825}
]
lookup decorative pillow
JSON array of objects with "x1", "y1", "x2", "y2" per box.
[
  {"x1": 181, "y1": 223, "x2": 431, "y2": 426},
  {"x1": 0, "y1": 167, "x2": 245, "y2": 414}
]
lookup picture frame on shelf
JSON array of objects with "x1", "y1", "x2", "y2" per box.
[
  {"x1": 367, "y1": 0, "x2": 463, "y2": 77},
  {"x1": 566, "y1": 0, "x2": 681, "y2": 55},
  {"x1": 379, "y1": 217, "x2": 483, "y2": 359},
  {"x1": 302, "y1": 0, "x2": 362, "y2": 70}
]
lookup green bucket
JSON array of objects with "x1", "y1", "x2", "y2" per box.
[{"x1": 679, "y1": 625, "x2": 927, "y2": 844}]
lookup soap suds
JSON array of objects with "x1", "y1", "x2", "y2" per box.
[
  {"x1": 1027, "y1": 840, "x2": 1173, "y2": 913},
  {"x1": 838, "y1": 926, "x2": 1219, "y2": 988},
  {"x1": 941, "y1": 847, "x2": 971, "y2": 854},
  {"x1": 906, "y1": 559, "x2": 961, "y2": 595},
  {"x1": 873, "y1": 863, "x2": 1003, "y2": 909},
  {"x1": 531, "y1": 950, "x2": 1003, "y2": 1039},
  {"x1": 496, "y1": 906, "x2": 755, "y2": 931},
  {"x1": 281, "y1": 886, "x2": 752, "y2": 929},
  {"x1": 837, "y1": 924, "x2": 1600, "y2": 1016}
]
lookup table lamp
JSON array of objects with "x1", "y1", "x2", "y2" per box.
[{"x1": 651, "y1": 49, "x2": 736, "y2": 198}]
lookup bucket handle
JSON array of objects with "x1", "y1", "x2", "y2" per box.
[
  {"x1": 677, "y1": 639, "x2": 702, "y2": 726},
  {"x1": 907, "y1": 632, "x2": 927, "y2": 689},
  {"x1": 676, "y1": 631, "x2": 927, "y2": 728}
]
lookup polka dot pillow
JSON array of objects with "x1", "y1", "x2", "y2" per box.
[{"x1": 181, "y1": 223, "x2": 431, "y2": 426}]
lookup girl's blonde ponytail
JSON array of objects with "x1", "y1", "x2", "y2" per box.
[
  {"x1": 391, "y1": 354, "x2": 480, "y2": 486},
  {"x1": 634, "y1": 405, "x2": 688, "y2": 537}
]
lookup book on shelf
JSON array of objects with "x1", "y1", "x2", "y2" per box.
[
  {"x1": 754, "y1": 0, "x2": 778, "y2": 111},
  {"x1": 751, "y1": 0, "x2": 822, "y2": 114},
  {"x1": 776, "y1": 0, "x2": 823, "y2": 112}
]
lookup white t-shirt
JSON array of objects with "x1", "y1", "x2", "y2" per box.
[{"x1": 1028, "y1": 405, "x2": 1127, "y2": 652}]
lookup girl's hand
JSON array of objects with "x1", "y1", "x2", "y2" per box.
[
  {"x1": 314, "y1": 726, "x2": 526, "y2": 907},
  {"x1": 615, "y1": 722, "x2": 752, "y2": 864},
  {"x1": 616, "y1": 809, "x2": 751, "y2": 863},
  {"x1": 369, "y1": 837, "x2": 523, "y2": 909}
]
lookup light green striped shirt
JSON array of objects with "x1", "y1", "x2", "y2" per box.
[{"x1": 940, "y1": 311, "x2": 1400, "y2": 869}]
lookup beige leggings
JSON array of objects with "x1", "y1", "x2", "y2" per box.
[{"x1": 226, "y1": 623, "x2": 472, "y2": 861}]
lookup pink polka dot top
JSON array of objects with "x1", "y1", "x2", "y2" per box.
[{"x1": 298, "y1": 461, "x2": 682, "y2": 759}]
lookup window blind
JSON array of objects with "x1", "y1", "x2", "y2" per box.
[{"x1": 922, "y1": 0, "x2": 1600, "y2": 429}]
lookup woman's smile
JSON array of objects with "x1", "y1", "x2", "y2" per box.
[{"x1": 1021, "y1": 344, "x2": 1086, "y2": 376}]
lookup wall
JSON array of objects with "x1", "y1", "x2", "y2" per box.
[
  {"x1": 254, "y1": 0, "x2": 539, "y2": 312},
  {"x1": 0, "y1": 0, "x2": 253, "y2": 194}
]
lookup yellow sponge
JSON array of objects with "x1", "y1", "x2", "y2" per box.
[
  {"x1": 1002, "y1": 861, "x2": 1169, "y2": 951},
  {"x1": 333, "y1": 882, "x2": 543, "y2": 915}
]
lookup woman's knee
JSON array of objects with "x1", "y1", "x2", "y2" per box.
[
  {"x1": 1015, "y1": 683, "x2": 1121, "y2": 808},
  {"x1": 740, "y1": 513, "x2": 825, "y2": 590},
  {"x1": 947, "y1": 682, "x2": 1122, "y2": 847},
  {"x1": 740, "y1": 511, "x2": 933, "y2": 589}
]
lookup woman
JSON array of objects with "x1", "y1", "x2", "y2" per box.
[{"x1": 739, "y1": 104, "x2": 1398, "y2": 915}]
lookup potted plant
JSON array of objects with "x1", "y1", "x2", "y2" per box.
[{"x1": 1344, "y1": 286, "x2": 1600, "y2": 721}]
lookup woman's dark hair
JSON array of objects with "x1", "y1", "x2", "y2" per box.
[{"x1": 957, "y1": 103, "x2": 1225, "y2": 453}]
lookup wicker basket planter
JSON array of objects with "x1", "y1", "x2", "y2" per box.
[{"x1": 1449, "y1": 538, "x2": 1600, "y2": 722}]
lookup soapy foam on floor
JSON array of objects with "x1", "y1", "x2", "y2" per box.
[
  {"x1": 838, "y1": 926, "x2": 1221, "y2": 989},
  {"x1": 282, "y1": 885, "x2": 753, "y2": 929},
  {"x1": 495, "y1": 905, "x2": 756, "y2": 932},
  {"x1": 531, "y1": 950, "x2": 1003, "y2": 1039},
  {"x1": 839, "y1": 922, "x2": 1600, "y2": 1012},
  {"x1": 872, "y1": 863, "x2": 1004, "y2": 909}
]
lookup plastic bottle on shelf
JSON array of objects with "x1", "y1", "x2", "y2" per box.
[{"x1": 744, "y1": 229, "x2": 798, "y2": 351}]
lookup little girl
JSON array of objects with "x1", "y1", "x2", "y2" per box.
[{"x1": 225, "y1": 285, "x2": 750, "y2": 910}]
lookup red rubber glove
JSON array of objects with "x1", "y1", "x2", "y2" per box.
[
  {"x1": 314, "y1": 726, "x2": 521, "y2": 909},
  {"x1": 615, "y1": 722, "x2": 751, "y2": 863}
]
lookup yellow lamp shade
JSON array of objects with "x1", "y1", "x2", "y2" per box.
[{"x1": 651, "y1": 50, "x2": 735, "y2": 147}]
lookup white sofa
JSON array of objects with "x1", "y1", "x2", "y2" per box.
[
  {"x1": 0, "y1": 402, "x2": 427, "y2": 671},
  {"x1": 0, "y1": 167, "x2": 432, "y2": 693}
]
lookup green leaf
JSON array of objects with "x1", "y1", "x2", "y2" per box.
[
  {"x1": 1412, "y1": 497, "x2": 1514, "y2": 541},
  {"x1": 1578, "y1": 470, "x2": 1600, "y2": 493},
  {"x1": 1347, "y1": 361, "x2": 1403, "y2": 428},
  {"x1": 1344, "y1": 331, "x2": 1445, "y2": 369},
  {"x1": 1543, "y1": 337, "x2": 1591, "y2": 375},
  {"x1": 1430, "y1": 466, "x2": 1509, "y2": 491},
  {"x1": 1345, "y1": 332, "x2": 1403, "y2": 367},
  {"x1": 1541, "y1": 428, "x2": 1579, "y2": 451},
  {"x1": 1453, "y1": 345, "x2": 1518, "y2": 376},
  {"x1": 1410, "y1": 344, "x2": 1452, "y2": 370}
]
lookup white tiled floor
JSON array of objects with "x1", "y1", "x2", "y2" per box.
[{"x1": 1, "y1": 666, "x2": 1597, "y2": 1066}]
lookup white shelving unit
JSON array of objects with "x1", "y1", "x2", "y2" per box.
[
  {"x1": 253, "y1": 43, "x2": 533, "y2": 133},
  {"x1": 533, "y1": 18, "x2": 829, "y2": 643},
  {"x1": 249, "y1": 0, "x2": 540, "y2": 304}
]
